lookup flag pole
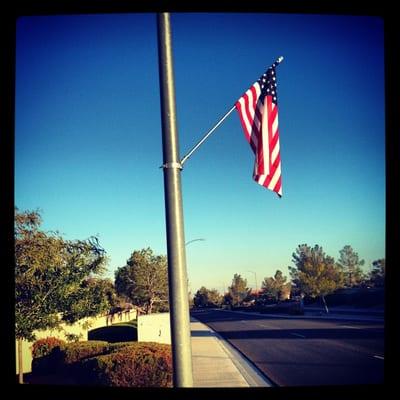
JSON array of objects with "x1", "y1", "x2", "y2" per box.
[
  {"x1": 157, "y1": 13, "x2": 193, "y2": 387},
  {"x1": 180, "y1": 56, "x2": 284, "y2": 167}
]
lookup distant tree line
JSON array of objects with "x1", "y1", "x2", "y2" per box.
[{"x1": 192, "y1": 244, "x2": 385, "y2": 313}]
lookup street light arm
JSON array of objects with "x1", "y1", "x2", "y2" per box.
[{"x1": 185, "y1": 238, "x2": 205, "y2": 246}]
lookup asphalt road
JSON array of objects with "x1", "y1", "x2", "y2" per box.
[{"x1": 191, "y1": 309, "x2": 384, "y2": 387}]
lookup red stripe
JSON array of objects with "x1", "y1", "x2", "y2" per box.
[
  {"x1": 266, "y1": 96, "x2": 274, "y2": 172},
  {"x1": 243, "y1": 89, "x2": 256, "y2": 134},
  {"x1": 248, "y1": 85, "x2": 262, "y2": 149},
  {"x1": 269, "y1": 127, "x2": 279, "y2": 157},
  {"x1": 235, "y1": 102, "x2": 250, "y2": 140},
  {"x1": 269, "y1": 103, "x2": 278, "y2": 124},
  {"x1": 257, "y1": 119, "x2": 265, "y2": 175},
  {"x1": 235, "y1": 99, "x2": 258, "y2": 155},
  {"x1": 273, "y1": 175, "x2": 282, "y2": 194}
]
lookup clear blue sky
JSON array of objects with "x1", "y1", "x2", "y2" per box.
[{"x1": 15, "y1": 13, "x2": 385, "y2": 294}]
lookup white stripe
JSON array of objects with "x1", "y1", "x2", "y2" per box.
[
  {"x1": 238, "y1": 97, "x2": 252, "y2": 139},
  {"x1": 267, "y1": 163, "x2": 281, "y2": 190},
  {"x1": 272, "y1": 113, "x2": 279, "y2": 134},
  {"x1": 271, "y1": 138, "x2": 280, "y2": 164},
  {"x1": 255, "y1": 83, "x2": 261, "y2": 97},
  {"x1": 290, "y1": 332, "x2": 306, "y2": 338},
  {"x1": 257, "y1": 174, "x2": 267, "y2": 186}
]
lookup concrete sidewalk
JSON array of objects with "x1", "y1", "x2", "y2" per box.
[{"x1": 190, "y1": 317, "x2": 271, "y2": 387}]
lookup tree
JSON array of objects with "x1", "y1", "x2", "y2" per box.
[
  {"x1": 260, "y1": 270, "x2": 292, "y2": 303},
  {"x1": 114, "y1": 248, "x2": 169, "y2": 314},
  {"x1": 227, "y1": 274, "x2": 251, "y2": 307},
  {"x1": 289, "y1": 244, "x2": 344, "y2": 313},
  {"x1": 61, "y1": 277, "x2": 116, "y2": 323},
  {"x1": 260, "y1": 277, "x2": 277, "y2": 303},
  {"x1": 337, "y1": 245, "x2": 365, "y2": 287},
  {"x1": 193, "y1": 287, "x2": 223, "y2": 308},
  {"x1": 369, "y1": 259, "x2": 385, "y2": 287},
  {"x1": 15, "y1": 208, "x2": 111, "y2": 383}
]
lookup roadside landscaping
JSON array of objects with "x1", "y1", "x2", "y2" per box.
[{"x1": 29, "y1": 336, "x2": 172, "y2": 387}]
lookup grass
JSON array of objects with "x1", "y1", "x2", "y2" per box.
[{"x1": 88, "y1": 319, "x2": 138, "y2": 343}]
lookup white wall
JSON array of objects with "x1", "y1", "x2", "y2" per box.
[{"x1": 137, "y1": 312, "x2": 171, "y2": 344}]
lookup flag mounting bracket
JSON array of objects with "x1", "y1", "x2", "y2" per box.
[{"x1": 160, "y1": 162, "x2": 183, "y2": 170}]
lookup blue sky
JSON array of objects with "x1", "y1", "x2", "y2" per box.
[{"x1": 15, "y1": 13, "x2": 385, "y2": 294}]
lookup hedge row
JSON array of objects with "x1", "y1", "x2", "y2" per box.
[
  {"x1": 57, "y1": 340, "x2": 110, "y2": 364},
  {"x1": 79, "y1": 343, "x2": 172, "y2": 387},
  {"x1": 31, "y1": 340, "x2": 172, "y2": 387},
  {"x1": 32, "y1": 340, "x2": 108, "y2": 375}
]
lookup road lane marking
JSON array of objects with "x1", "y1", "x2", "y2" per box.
[
  {"x1": 373, "y1": 355, "x2": 384, "y2": 360},
  {"x1": 339, "y1": 325, "x2": 361, "y2": 329},
  {"x1": 290, "y1": 333, "x2": 306, "y2": 338}
]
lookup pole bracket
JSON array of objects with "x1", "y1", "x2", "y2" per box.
[{"x1": 160, "y1": 162, "x2": 183, "y2": 170}]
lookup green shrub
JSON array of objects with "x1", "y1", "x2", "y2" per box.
[
  {"x1": 57, "y1": 340, "x2": 109, "y2": 365},
  {"x1": 107, "y1": 342, "x2": 137, "y2": 353},
  {"x1": 31, "y1": 337, "x2": 66, "y2": 359},
  {"x1": 32, "y1": 340, "x2": 109, "y2": 376},
  {"x1": 79, "y1": 342, "x2": 173, "y2": 387}
]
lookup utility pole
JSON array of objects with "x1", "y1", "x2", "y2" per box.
[{"x1": 157, "y1": 13, "x2": 193, "y2": 387}]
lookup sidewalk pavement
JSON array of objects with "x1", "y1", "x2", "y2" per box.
[{"x1": 190, "y1": 317, "x2": 272, "y2": 387}]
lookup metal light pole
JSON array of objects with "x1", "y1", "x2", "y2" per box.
[
  {"x1": 157, "y1": 12, "x2": 193, "y2": 387},
  {"x1": 247, "y1": 270, "x2": 258, "y2": 293}
]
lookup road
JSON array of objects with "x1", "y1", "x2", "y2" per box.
[{"x1": 191, "y1": 309, "x2": 384, "y2": 386}]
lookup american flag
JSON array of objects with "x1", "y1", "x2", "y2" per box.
[{"x1": 235, "y1": 59, "x2": 283, "y2": 197}]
